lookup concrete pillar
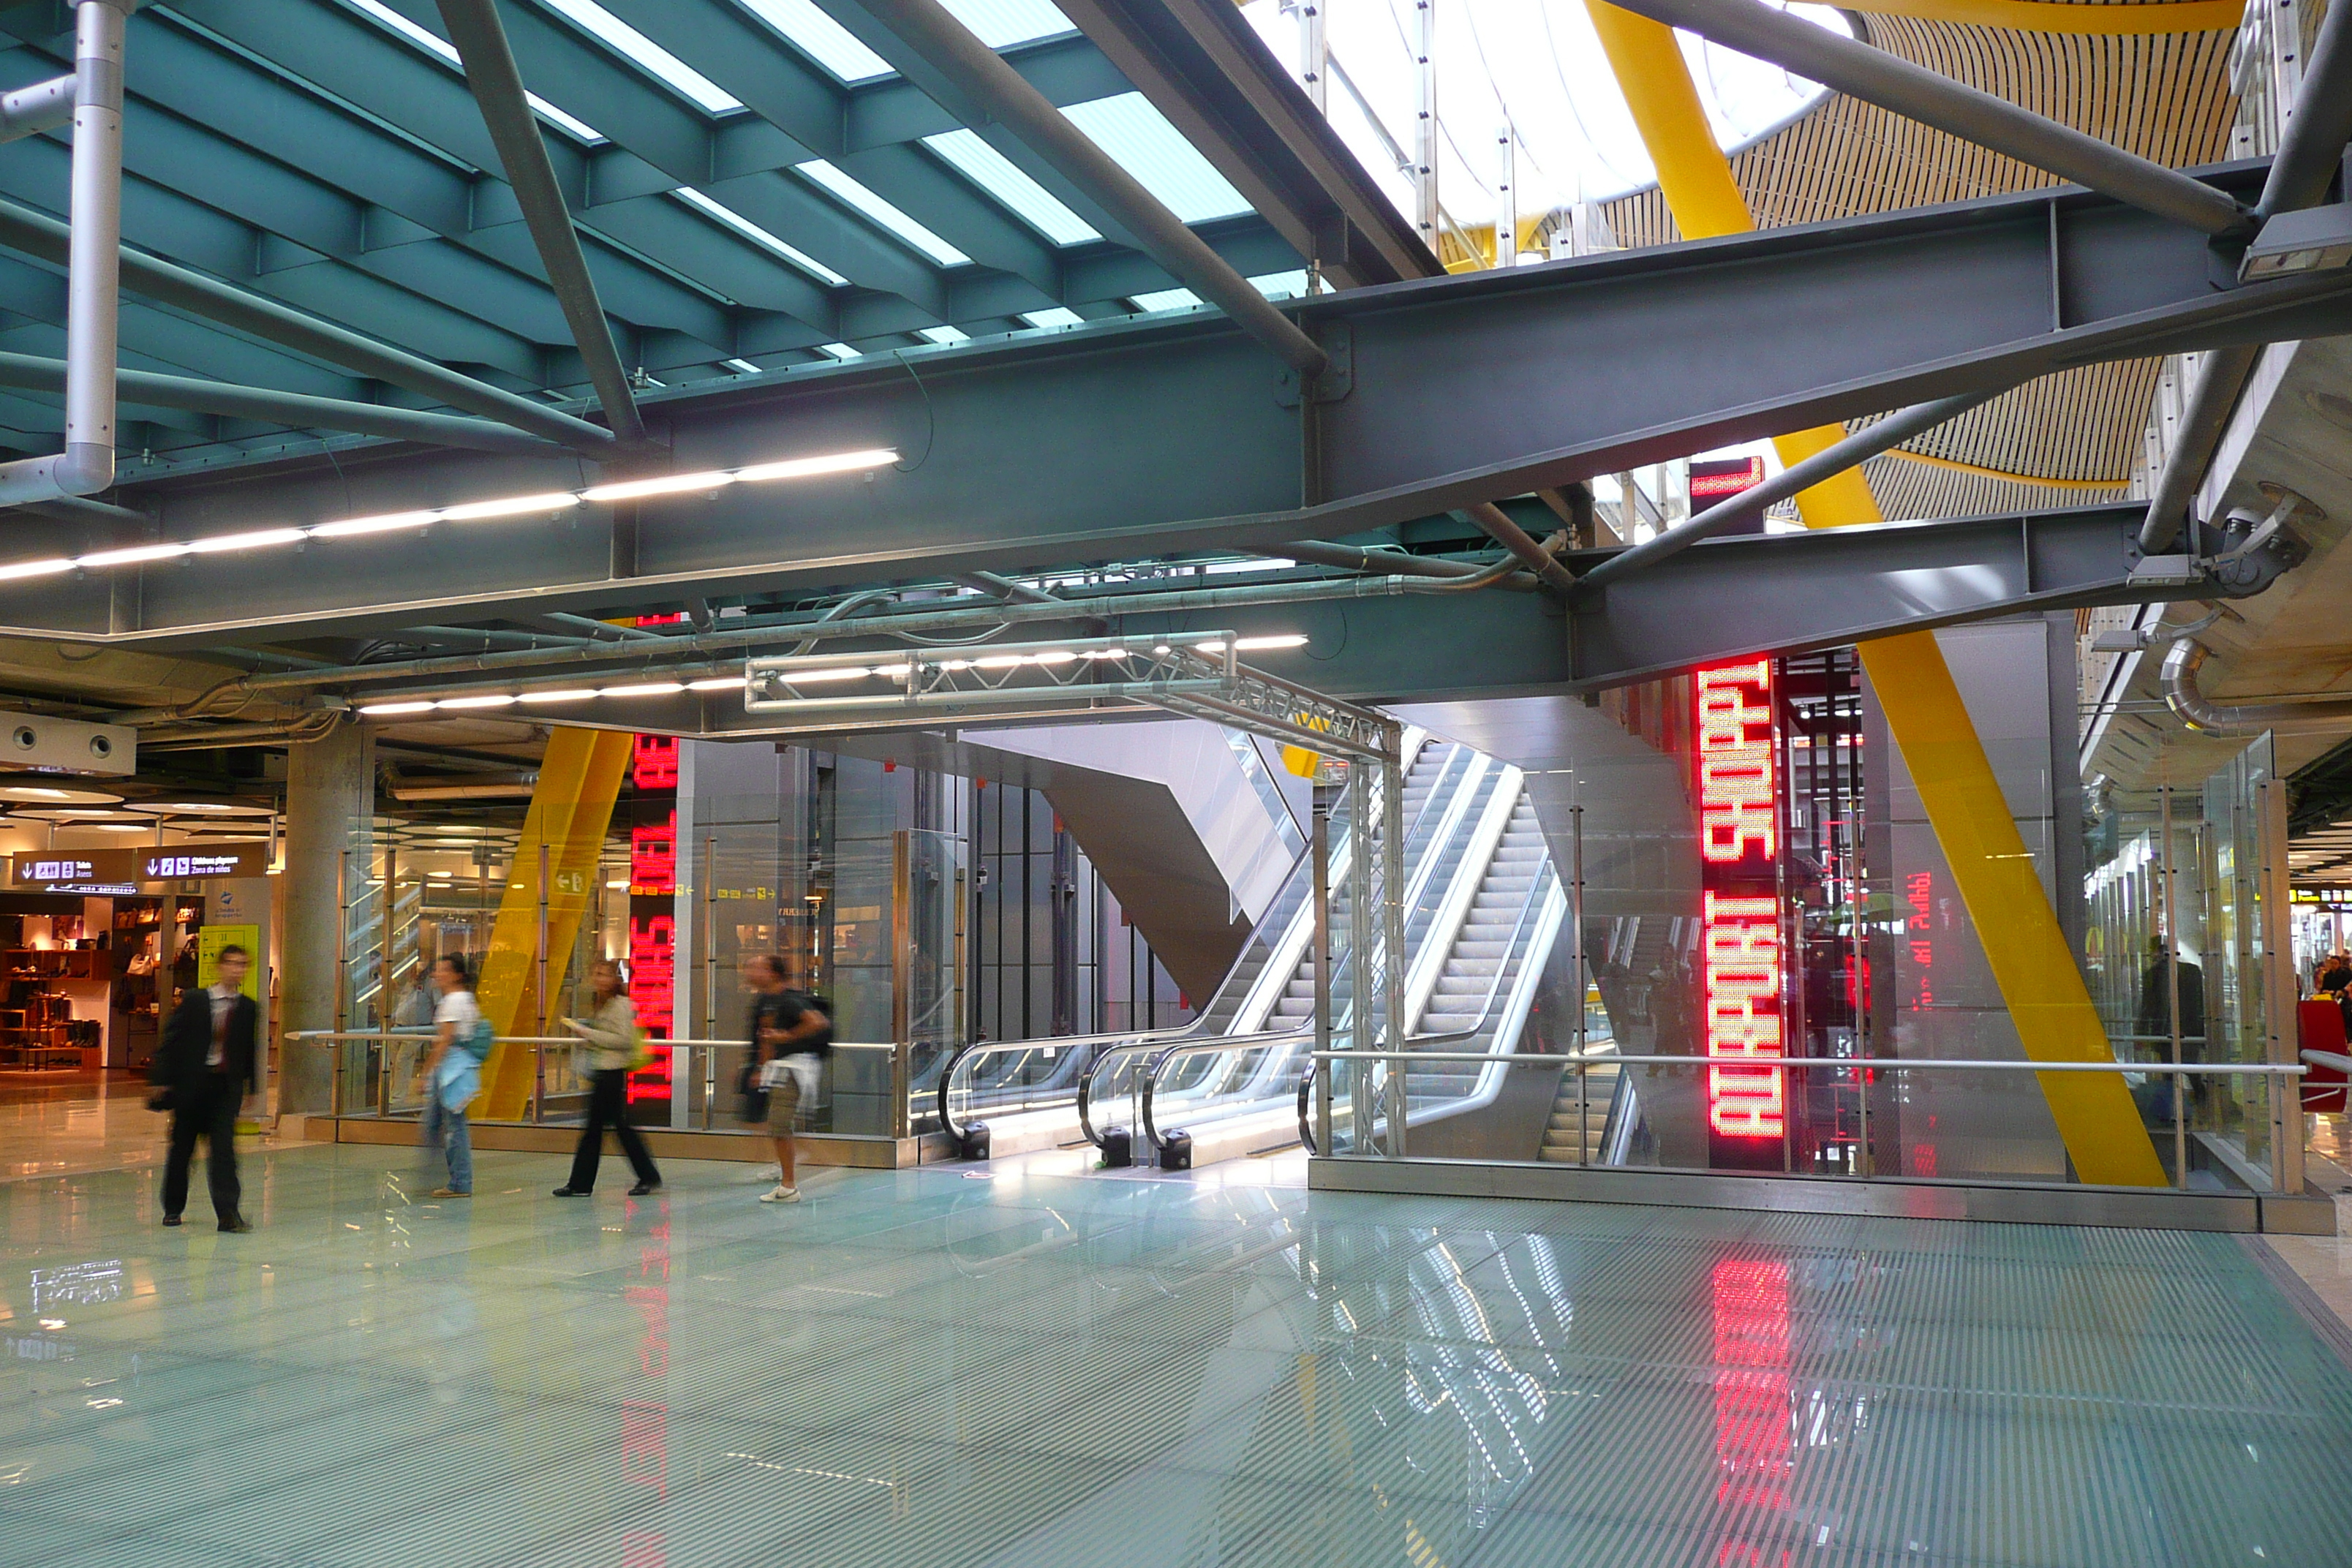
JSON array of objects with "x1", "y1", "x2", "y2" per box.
[{"x1": 279, "y1": 720, "x2": 372, "y2": 1114}]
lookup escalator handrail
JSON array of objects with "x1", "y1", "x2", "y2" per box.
[
  {"x1": 1154, "y1": 856, "x2": 1557, "y2": 1158},
  {"x1": 1077, "y1": 1026, "x2": 1302, "y2": 1148},
  {"x1": 936, "y1": 1021, "x2": 1196, "y2": 1140}
]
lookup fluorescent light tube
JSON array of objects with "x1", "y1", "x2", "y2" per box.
[
  {"x1": 0, "y1": 558, "x2": 75, "y2": 581},
  {"x1": 435, "y1": 694, "x2": 516, "y2": 709},
  {"x1": 188, "y1": 528, "x2": 309, "y2": 554},
  {"x1": 358, "y1": 701, "x2": 437, "y2": 716},
  {"x1": 439, "y1": 492, "x2": 581, "y2": 522},
  {"x1": 598, "y1": 682, "x2": 685, "y2": 697},
  {"x1": 77, "y1": 543, "x2": 192, "y2": 568},
  {"x1": 517, "y1": 689, "x2": 602, "y2": 704},
  {"x1": 733, "y1": 448, "x2": 898, "y2": 483},
  {"x1": 581, "y1": 471, "x2": 734, "y2": 502},
  {"x1": 312, "y1": 510, "x2": 439, "y2": 538}
]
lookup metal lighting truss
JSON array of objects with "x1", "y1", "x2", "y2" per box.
[{"x1": 742, "y1": 630, "x2": 1398, "y2": 761}]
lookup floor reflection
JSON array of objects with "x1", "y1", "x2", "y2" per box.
[{"x1": 1, "y1": 1140, "x2": 2348, "y2": 1566}]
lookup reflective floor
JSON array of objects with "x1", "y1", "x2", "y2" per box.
[{"x1": 4, "y1": 1142, "x2": 2351, "y2": 1567}]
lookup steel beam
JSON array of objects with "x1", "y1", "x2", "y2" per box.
[
  {"x1": 0, "y1": 350, "x2": 554, "y2": 454},
  {"x1": 434, "y1": 0, "x2": 644, "y2": 448},
  {"x1": 1599, "y1": 0, "x2": 2252, "y2": 238},
  {"x1": 1049, "y1": 0, "x2": 1438, "y2": 287},
  {"x1": 1567, "y1": 501, "x2": 2261, "y2": 688},
  {"x1": 0, "y1": 197, "x2": 615, "y2": 453},
  {"x1": 10, "y1": 170, "x2": 2350, "y2": 643},
  {"x1": 2255, "y1": 0, "x2": 2352, "y2": 219}
]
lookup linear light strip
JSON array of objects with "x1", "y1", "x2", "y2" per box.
[{"x1": 0, "y1": 447, "x2": 899, "y2": 581}]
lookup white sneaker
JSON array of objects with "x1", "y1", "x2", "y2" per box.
[{"x1": 759, "y1": 1185, "x2": 802, "y2": 1205}]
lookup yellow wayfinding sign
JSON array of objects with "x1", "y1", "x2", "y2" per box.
[
  {"x1": 475, "y1": 727, "x2": 634, "y2": 1120},
  {"x1": 1584, "y1": 4, "x2": 2165, "y2": 1185}
]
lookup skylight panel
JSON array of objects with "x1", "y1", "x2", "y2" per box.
[
  {"x1": 723, "y1": 358, "x2": 763, "y2": 373},
  {"x1": 674, "y1": 187, "x2": 849, "y2": 286},
  {"x1": 1129, "y1": 287, "x2": 1199, "y2": 313},
  {"x1": 916, "y1": 325, "x2": 970, "y2": 344},
  {"x1": 736, "y1": 0, "x2": 893, "y2": 81},
  {"x1": 542, "y1": 0, "x2": 742, "y2": 113},
  {"x1": 937, "y1": 0, "x2": 1075, "y2": 48},
  {"x1": 1250, "y1": 270, "x2": 1309, "y2": 301},
  {"x1": 816, "y1": 342, "x2": 862, "y2": 360},
  {"x1": 923, "y1": 130, "x2": 1099, "y2": 246},
  {"x1": 1062, "y1": 94, "x2": 1249, "y2": 224},
  {"x1": 346, "y1": 0, "x2": 606, "y2": 142},
  {"x1": 1019, "y1": 307, "x2": 1085, "y2": 328},
  {"x1": 795, "y1": 161, "x2": 970, "y2": 265}
]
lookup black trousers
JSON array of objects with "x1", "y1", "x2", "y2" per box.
[
  {"x1": 568, "y1": 1068, "x2": 659, "y2": 1191},
  {"x1": 162, "y1": 1081, "x2": 241, "y2": 1223}
]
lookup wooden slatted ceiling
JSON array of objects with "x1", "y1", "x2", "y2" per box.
[{"x1": 1599, "y1": 10, "x2": 2242, "y2": 516}]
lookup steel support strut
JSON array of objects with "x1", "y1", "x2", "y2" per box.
[
  {"x1": 848, "y1": 0, "x2": 1328, "y2": 380},
  {"x1": 0, "y1": 1, "x2": 124, "y2": 505},
  {"x1": 0, "y1": 352, "x2": 556, "y2": 455},
  {"x1": 435, "y1": 0, "x2": 647, "y2": 449},
  {"x1": 1572, "y1": 388, "x2": 2001, "y2": 593}
]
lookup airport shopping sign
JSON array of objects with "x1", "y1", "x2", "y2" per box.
[{"x1": 1697, "y1": 660, "x2": 1784, "y2": 1141}]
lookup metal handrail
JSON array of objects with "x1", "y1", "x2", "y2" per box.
[
  {"x1": 1308, "y1": 1050, "x2": 2307, "y2": 1071},
  {"x1": 936, "y1": 1021, "x2": 1196, "y2": 1140},
  {"x1": 290, "y1": 1029, "x2": 889, "y2": 1127},
  {"x1": 1308, "y1": 1049, "x2": 2309, "y2": 1191}
]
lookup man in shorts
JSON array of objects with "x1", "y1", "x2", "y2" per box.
[{"x1": 744, "y1": 955, "x2": 830, "y2": 1204}]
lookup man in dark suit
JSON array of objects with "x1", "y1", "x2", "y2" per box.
[{"x1": 154, "y1": 943, "x2": 259, "y2": 1232}]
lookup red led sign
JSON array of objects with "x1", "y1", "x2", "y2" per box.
[
  {"x1": 627, "y1": 733, "x2": 679, "y2": 1102},
  {"x1": 1690, "y1": 455, "x2": 1766, "y2": 500},
  {"x1": 1696, "y1": 660, "x2": 1784, "y2": 1142}
]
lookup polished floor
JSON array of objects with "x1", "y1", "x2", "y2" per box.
[{"x1": 4, "y1": 1137, "x2": 2352, "y2": 1567}]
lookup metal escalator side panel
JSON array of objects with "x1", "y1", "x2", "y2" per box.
[{"x1": 1401, "y1": 766, "x2": 1528, "y2": 1034}]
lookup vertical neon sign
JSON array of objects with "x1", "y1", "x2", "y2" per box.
[
  {"x1": 1697, "y1": 660, "x2": 1785, "y2": 1145},
  {"x1": 628, "y1": 734, "x2": 678, "y2": 1104}
]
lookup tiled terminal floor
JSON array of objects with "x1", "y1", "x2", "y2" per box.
[{"x1": 4, "y1": 1141, "x2": 2351, "y2": 1567}]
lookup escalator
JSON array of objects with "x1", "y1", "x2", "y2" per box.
[{"x1": 939, "y1": 730, "x2": 1462, "y2": 1156}]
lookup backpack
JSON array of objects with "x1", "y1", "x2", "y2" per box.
[
  {"x1": 785, "y1": 990, "x2": 834, "y2": 1058},
  {"x1": 464, "y1": 1016, "x2": 496, "y2": 1063}
]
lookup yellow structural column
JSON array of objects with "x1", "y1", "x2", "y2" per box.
[
  {"x1": 1585, "y1": 3, "x2": 2165, "y2": 1184},
  {"x1": 475, "y1": 726, "x2": 636, "y2": 1120}
]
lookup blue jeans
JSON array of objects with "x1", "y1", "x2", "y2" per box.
[{"x1": 423, "y1": 1095, "x2": 472, "y2": 1194}]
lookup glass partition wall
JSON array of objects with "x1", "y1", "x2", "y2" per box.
[{"x1": 1330, "y1": 622, "x2": 2304, "y2": 1200}]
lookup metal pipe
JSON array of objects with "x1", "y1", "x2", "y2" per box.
[
  {"x1": 0, "y1": 73, "x2": 75, "y2": 145},
  {"x1": 0, "y1": 200, "x2": 617, "y2": 456},
  {"x1": 23, "y1": 493, "x2": 146, "y2": 526},
  {"x1": 2136, "y1": 344, "x2": 2260, "y2": 554},
  {"x1": 0, "y1": 2, "x2": 124, "y2": 506},
  {"x1": 2161, "y1": 639, "x2": 2352, "y2": 734},
  {"x1": 1464, "y1": 502, "x2": 1576, "y2": 592},
  {"x1": 2255, "y1": 0, "x2": 2352, "y2": 219},
  {"x1": 851, "y1": 0, "x2": 1330, "y2": 380},
  {"x1": 405, "y1": 625, "x2": 599, "y2": 649},
  {"x1": 950, "y1": 569, "x2": 1060, "y2": 606},
  {"x1": 1601, "y1": 0, "x2": 2252, "y2": 237},
  {"x1": 434, "y1": 0, "x2": 647, "y2": 448},
  {"x1": 1279, "y1": 540, "x2": 1533, "y2": 587},
  {"x1": 0, "y1": 350, "x2": 557, "y2": 454},
  {"x1": 143, "y1": 574, "x2": 1438, "y2": 705},
  {"x1": 540, "y1": 611, "x2": 663, "y2": 641},
  {"x1": 1572, "y1": 390, "x2": 1999, "y2": 594},
  {"x1": 2161, "y1": 783, "x2": 2185, "y2": 1188}
]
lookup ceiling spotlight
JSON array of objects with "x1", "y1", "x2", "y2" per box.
[{"x1": 2240, "y1": 203, "x2": 2352, "y2": 283}]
